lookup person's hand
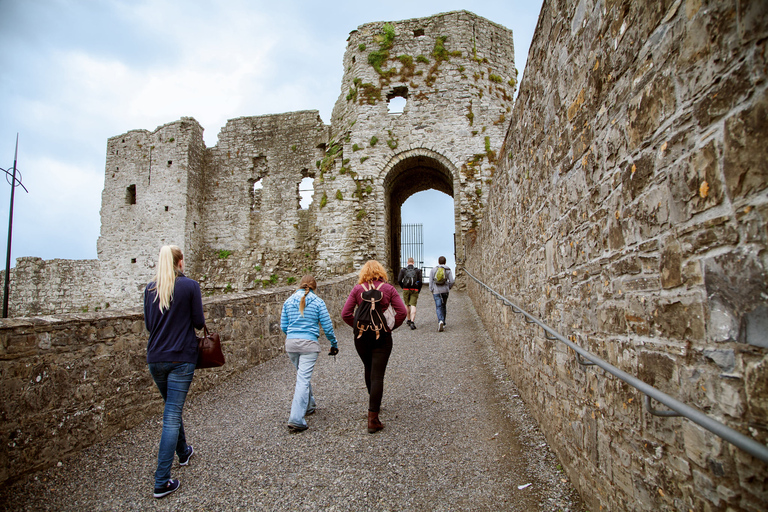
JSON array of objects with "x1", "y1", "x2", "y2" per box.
[{"x1": 328, "y1": 346, "x2": 339, "y2": 356}]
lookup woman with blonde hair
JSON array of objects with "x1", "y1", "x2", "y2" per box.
[
  {"x1": 144, "y1": 245, "x2": 205, "y2": 498},
  {"x1": 342, "y1": 260, "x2": 407, "y2": 433},
  {"x1": 281, "y1": 275, "x2": 338, "y2": 431}
]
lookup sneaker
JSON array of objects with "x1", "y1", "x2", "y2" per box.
[
  {"x1": 179, "y1": 445, "x2": 194, "y2": 466},
  {"x1": 154, "y1": 479, "x2": 180, "y2": 498},
  {"x1": 287, "y1": 423, "x2": 308, "y2": 432},
  {"x1": 438, "y1": 321, "x2": 445, "y2": 332},
  {"x1": 306, "y1": 407, "x2": 316, "y2": 416},
  {"x1": 410, "y1": 322, "x2": 417, "y2": 330},
  {"x1": 406, "y1": 320, "x2": 412, "y2": 326}
]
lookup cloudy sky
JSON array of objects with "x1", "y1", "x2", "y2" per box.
[{"x1": 0, "y1": 0, "x2": 543, "y2": 272}]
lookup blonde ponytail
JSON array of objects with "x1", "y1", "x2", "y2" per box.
[
  {"x1": 297, "y1": 275, "x2": 317, "y2": 316},
  {"x1": 150, "y1": 245, "x2": 183, "y2": 312}
]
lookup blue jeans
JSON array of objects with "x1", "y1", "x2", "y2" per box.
[
  {"x1": 288, "y1": 352, "x2": 318, "y2": 427},
  {"x1": 433, "y1": 292, "x2": 449, "y2": 323},
  {"x1": 148, "y1": 362, "x2": 195, "y2": 488}
]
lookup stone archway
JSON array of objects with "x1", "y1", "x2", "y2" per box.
[{"x1": 381, "y1": 148, "x2": 459, "y2": 274}]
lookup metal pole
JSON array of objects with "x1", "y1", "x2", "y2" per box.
[{"x1": 3, "y1": 135, "x2": 20, "y2": 318}]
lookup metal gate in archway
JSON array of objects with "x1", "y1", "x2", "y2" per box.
[{"x1": 400, "y1": 223, "x2": 423, "y2": 271}]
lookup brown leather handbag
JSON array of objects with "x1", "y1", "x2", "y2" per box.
[{"x1": 197, "y1": 326, "x2": 225, "y2": 368}]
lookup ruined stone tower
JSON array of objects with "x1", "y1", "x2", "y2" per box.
[{"x1": 325, "y1": 11, "x2": 516, "y2": 271}]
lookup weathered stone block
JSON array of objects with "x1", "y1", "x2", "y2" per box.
[
  {"x1": 745, "y1": 355, "x2": 768, "y2": 419},
  {"x1": 723, "y1": 88, "x2": 768, "y2": 200}
]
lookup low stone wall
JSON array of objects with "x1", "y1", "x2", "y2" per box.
[
  {"x1": 466, "y1": 1, "x2": 768, "y2": 511},
  {"x1": 0, "y1": 257, "x2": 107, "y2": 317},
  {"x1": 0, "y1": 273, "x2": 357, "y2": 484}
]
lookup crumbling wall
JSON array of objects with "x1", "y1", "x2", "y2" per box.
[
  {"x1": 196, "y1": 111, "x2": 329, "y2": 294},
  {"x1": 466, "y1": 0, "x2": 768, "y2": 510},
  {"x1": 0, "y1": 258, "x2": 104, "y2": 316}
]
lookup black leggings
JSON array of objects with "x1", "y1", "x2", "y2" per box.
[{"x1": 354, "y1": 330, "x2": 393, "y2": 412}]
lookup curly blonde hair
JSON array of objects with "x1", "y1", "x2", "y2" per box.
[{"x1": 357, "y1": 260, "x2": 388, "y2": 284}]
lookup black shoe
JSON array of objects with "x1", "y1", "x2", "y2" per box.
[
  {"x1": 179, "y1": 445, "x2": 194, "y2": 466},
  {"x1": 406, "y1": 320, "x2": 412, "y2": 326},
  {"x1": 154, "y1": 479, "x2": 180, "y2": 499},
  {"x1": 410, "y1": 322, "x2": 417, "y2": 330},
  {"x1": 287, "y1": 423, "x2": 308, "y2": 432}
]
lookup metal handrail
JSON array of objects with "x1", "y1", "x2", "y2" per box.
[{"x1": 462, "y1": 267, "x2": 768, "y2": 464}]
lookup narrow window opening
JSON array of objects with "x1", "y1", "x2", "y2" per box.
[
  {"x1": 299, "y1": 177, "x2": 314, "y2": 209},
  {"x1": 194, "y1": 222, "x2": 197, "y2": 229},
  {"x1": 164, "y1": 206, "x2": 169, "y2": 211},
  {"x1": 251, "y1": 178, "x2": 263, "y2": 211},
  {"x1": 352, "y1": 56, "x2": 356, "y2": 63},
  {"x1": 130, "y1": 258, "x2": 136, "y2": 264},
  {"x1": 126, "y1": 184, "x2": 136, "y2": 205},
  {"x1": 413, "y1": 28, "x2": 425, "y2": 37},
  {"x1": 387, "y1": 86, "x2": 408, "y2": 115},
  {"x1": 167, "y1": 160, "x2": 172, "y2": 167}
]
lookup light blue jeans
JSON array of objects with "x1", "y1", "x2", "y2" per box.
[
  {"x1": 288, "y1": 351, "x2": 318, "y2": 427},
  {"x1": 433, "y1": 292, "x2": 449, "y2": 323},
  {"x1": 148, "y1": 361, "x2": 195, "y2": 488}
]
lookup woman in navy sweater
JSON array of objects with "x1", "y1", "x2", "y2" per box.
[{"x1": 144, "y1": 245, "x2": 205, "y2": 498}]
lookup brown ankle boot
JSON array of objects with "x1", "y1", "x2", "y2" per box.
[{"x1": 367, "y1": 410, "x2": 384, "y2": 433}]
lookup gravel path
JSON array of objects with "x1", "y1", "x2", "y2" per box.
[{"x1": 1, "y1": 291, "x2": 583, "y2": 511}]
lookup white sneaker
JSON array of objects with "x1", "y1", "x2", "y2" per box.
[{"x1": 438, "y1": 321, "x2": 444, "y2": 332}]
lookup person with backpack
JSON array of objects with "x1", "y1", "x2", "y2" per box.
[
  {"x1": 280, "y1": 275, "x2": 338, "y2": 432},
  {"x1": 429, "y1": 256, "x2": 455, "y2": 332},
  {"x1": 342, "y1": 260, "x2": 407, "y2": 433},
  {"x1": 397, "y1": 257, "x2": 423, "y2": 330}
]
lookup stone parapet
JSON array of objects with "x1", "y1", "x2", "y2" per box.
[{"x1": 0, "y1": 273, "x2": 357, "y2": 484}]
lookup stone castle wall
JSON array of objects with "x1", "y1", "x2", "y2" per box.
[
  {"x1": 0, "y1": 273, "x2": 356, "y2": 484},
  {"x1": 465, "y1": 0, "x2": 768, "y2": 511},
  {"x1": 0, "y1": 258, "x2": 104, "y2": 317},
  {"x1": 196, "y1": 111, "x2": 330, "y2": 294}
]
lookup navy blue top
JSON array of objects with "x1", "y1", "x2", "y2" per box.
[{"x1": 144, "y1": 274, "x2": 205, "y2": 364}]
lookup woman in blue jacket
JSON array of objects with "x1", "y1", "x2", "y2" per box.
[
  {"x1": 280, "y1": 275, "x2": 338, "y2": 432},
  {"x1": 144, "y1": 245, "x2": 205, "y2": 498}
]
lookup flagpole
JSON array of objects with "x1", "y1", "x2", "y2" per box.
[{"x1": 3, "y1": 135, "x2": 28, "y2": 318}]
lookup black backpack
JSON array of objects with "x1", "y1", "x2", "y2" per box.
[
  {"x1": 353, "y1": 283, "x2": 389, "y2": 339},
  {"x1": 402, "y1": 266, "x2": 418, "y2": 288}
]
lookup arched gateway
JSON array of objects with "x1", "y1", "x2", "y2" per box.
[{"x1": 382, "y1": 148, "x2": 458, "y2": 272}]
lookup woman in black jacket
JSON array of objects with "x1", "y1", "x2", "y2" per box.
[{"x1": 144, "y1": 245, "x2": 205, "y2": 498}]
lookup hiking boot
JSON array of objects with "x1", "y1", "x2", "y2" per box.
[
  {"x1": 154, "y1": 479, "x2": 180, "y2": 498},
  {"x1": 367, "y1": 410, "x2": 384, "y2": 433},
  {"x1": 287, "y1": 423, "x2": 308, "y2": 432},
  {"x1": 179, "y1": 445, "x2": 194, "y2": 466},
  {"x1": 438, "y1": 321, "x2": 445, "y2": 332}
]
